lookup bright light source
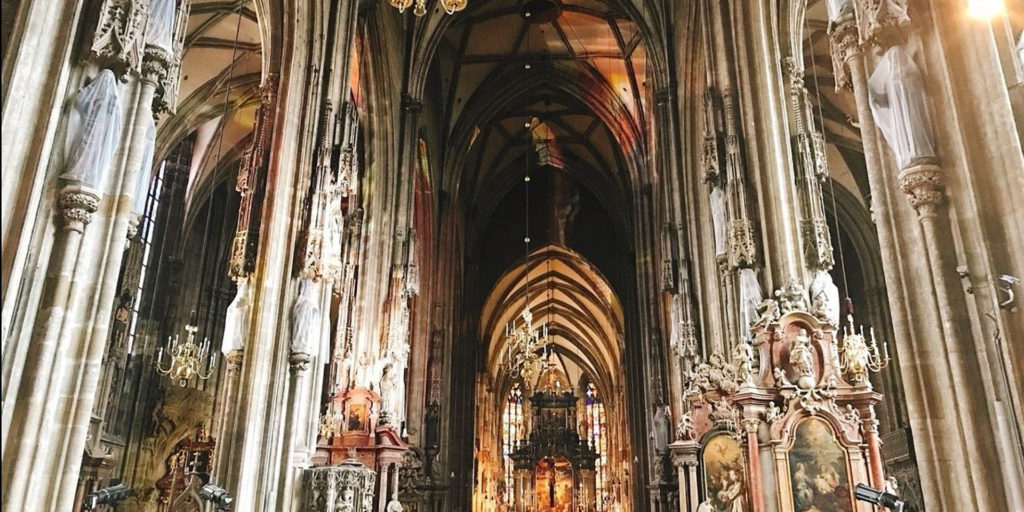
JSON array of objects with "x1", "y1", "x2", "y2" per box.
[{"x1": 967, "y1": 0, "x2": 1005, "y2": 19}]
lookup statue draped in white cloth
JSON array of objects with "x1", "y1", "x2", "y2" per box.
[
  {"x1": 132, "y1": 116, "x2": 156, "y2": 215},
  {"x1": 221, "y1": 279, "x2": 251, "y2": 354},
  {"x1": 145, "y1": 0, "x2": 177, "y2": 54},
  {"x1": 809, "y1": 270, "x2": 840, "y2": 326},
  {"x1": 825, "y1": 0, "x2": 853, "y2": 21},
  {"x1": 710, "y1": 185, "x2": 727, "y2": 256},
  {"x1": 62, "y1": 69, "x2": 122, "y2": 189},
  {"x1": 386, "y1": 494, "x2": 403, "y2": 512},
  {"x1": 738, "y1": 268, "x2": 763, "y2": 337},
  {"x1": 290, "y1": 278, "x2": 322, "y2": 355},
  {"x1": 868, "y1": 46, "x2": 937, "y2": 169}
]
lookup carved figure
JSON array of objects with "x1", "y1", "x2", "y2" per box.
[
  {"x1": 753, "y1": 299, "x2": 780, "y2": 330},
  {"x1": 652, "y1": 403, "x2": 671, "y2": 454},
  {"x1": 868, "y1": 46, "x2": 936, "y2": 169},
  {"x1": 145, "y1": 0, "x2": 176, "y2": 53},
  {"x1": 732, "y1": 341, "x2": 755, "y2": 386},
  {"x1": 790, "y1": 329, "x2": 816, "y2": 389},
  {"x1": 62, "y1": 70, "x2": 122, "y2": 189},
  {"x1": 676, "y1": 410, "x2": 695, "y2": 440},
  {"x1": 809, "y1": 270, "x2": 841, "y2": 326},
  {"x1": 322, "y1": 183, "x2": 344, "y2": 280},
  {"x1": 339, "y1": 488, "x2": 354, "y2": 512},
  {"x1": 710, "y1": 185, "x2": 727, "y2": 255},
  {"x1": 221, "y1": 279, "x2": 251, "y2": 354},
  {"x1": 290, "y1": 278, "x2": 321, "y2": 355},
  {"x1": 738, "y1": 268, "x2": 763, "y2": 336},
  {"x1": 386, "y1": 494, "x2": 403, "y2": 512}
]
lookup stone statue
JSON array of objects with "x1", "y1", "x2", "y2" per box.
[
  {"x1": 809, "y1": 270, "x2": 840, "y2": 326},
  {"x1": 733, "y1": 341, "x2": 755, "y2": 386},
  {"x1": 790, "y1": 329, "x2": 815, "y2": 389},
  {"x1": 709, "y1": 185, "x2": 727, "y2": 256},
  {"x1": 696, "y1": 499, "x2": 715, "y2": 512},
  {"x1": 425, "y1": 401, "x2": 440, "y2": 451},
  {"x1": 386, "y1": 494, "x2": 403, "y2": 512},
  {"x1": 132, "y1": 116, "x2": 156, "y2": 215},
  {"x1": 753, "y1": 299, "x2": 780, "y2": 330},
  {"x1": 322, "y1": 183, "x2": 344, "y2": 280},
  {"x1": 62, "y1": 69, "x2": 122, "y2": 189},
  {"x1": 825, "y1": 0, "x2": 853, "y2": 21},
  {"x1": 738, "y1": 268, "x2": 763, "y2": 336},
  {"x1": 652, "y1": 403, "x2": 670, "y2": 454},
  {"x1": 868, "y1": 46, "x2": 937, "y2": 169},
  {"x1": 145, "y1": 0, "x2": 176, "y2": 54},
  {"x1": 221, "y1": 278, "x2": 250, "y2": 354},
  {"x1": 290, "y1": 278, "x2": 321, "y2": 355},
  {"x1": 361, "y1": 488, "x2": 373, "y2": 512},
  {"x1": 378, "y1": 361, "x2": 398, "y2": 419},
  {"x1": 339, "y1": 488, "x2": 354, "y2": 512}
]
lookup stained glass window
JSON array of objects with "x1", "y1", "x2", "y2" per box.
[
  {"x1": 502, "y1": 382, "x2": 525, "y2": 505},
  {"x1": 585, "y1": 381, "x2": 608, "y2": 509}
]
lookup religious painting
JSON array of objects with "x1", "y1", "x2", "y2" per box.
[
  {"x1": 347, "y1": 403, "x2": 367, "y2": 432},
  {"x1": 788, "y1": 419, "x2": 854, "y2": 512},
  {"x1": 701, "y1": 434, "x2": 746, "y2": 512},
  {"x1": 535, "y1": 457, "x2": 573, "y2": 512}
]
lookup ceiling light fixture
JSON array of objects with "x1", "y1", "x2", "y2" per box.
[{"x1": 389, "y1": 0, "x2": 468, "y2": 17}]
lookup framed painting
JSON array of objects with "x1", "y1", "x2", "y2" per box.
[
  {"x1": 788, "y1": 418, "x2": 854, "y2": 512},
  {"x1": 702, "y1": 434, "x2": 746, "y2": 512}
]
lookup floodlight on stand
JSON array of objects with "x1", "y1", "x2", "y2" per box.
[
  {"x1": 200, "y1": 483, "x2": 234, "y2": 510},
  {"x1": 83, "y1": 481, "x2": 132, "y2": 509}
]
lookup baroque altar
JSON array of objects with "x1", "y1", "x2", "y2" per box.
[{"x1": 672, "y1": 294, "x2": 890, "y2": 512}]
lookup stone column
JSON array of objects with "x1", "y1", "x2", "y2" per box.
[
  {"x1": 281, "y1": 351, "x2": 312, "y2": 511},
  {"x1": 862, "y1": 415, "x2": 886, "y2": 489},
  {"x1": 52, "y1": 48, "x2": 170, "y2": 512},
  {"x1": 671, "y1": 453, "x2": 698, "y2": 512},
  {"x1": 741, "y1": 418, "x2": 765, "y2": 512},
  {"x1": 213, "y1": 350, "x2": 245, "y2": 487},
  {"x1": 2, "y1": 185, "x2": 99, "y2": 511}
]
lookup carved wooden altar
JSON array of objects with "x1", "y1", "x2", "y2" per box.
[{"x1": 671, "y1": 297, "x2": 888, "y2": 512}]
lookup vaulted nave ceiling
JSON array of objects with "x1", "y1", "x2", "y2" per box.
[{"x1": 158, "y1": 0, "x2": 262, "y2": 215}]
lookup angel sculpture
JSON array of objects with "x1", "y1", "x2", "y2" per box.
[
  {"x1": 752, "y1": 299, "x2": 780, "y2": 330},
  {"x1": 733, "y1": 341, "x2": 756, "y2": 387},
  {"x1": 676, "y1": 410, "x2": 695, "y2": 440}
]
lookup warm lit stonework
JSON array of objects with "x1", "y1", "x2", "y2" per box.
[{"x1": 3, "y1": 1, "x2": 1023, "y2": 511}]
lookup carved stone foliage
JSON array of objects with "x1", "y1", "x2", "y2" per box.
[
  {"x1": 855, "y1": 0, "x2": 910, "y2": 49},
  {"x1": 898, "y1": 163, "x2": 944, "y2": 218},
  {"x1": 828, "y1": 18, "x2": 859, "y2": 92},
  {"x1": 60, "y1": 186, "x2": 101, "y2": 233},
  {"x1": 90, "y1": 0, "x2": 149, "y2": 75},
  {"x1": 305, "y1": 458, "x2": 377, "y2": 512}
]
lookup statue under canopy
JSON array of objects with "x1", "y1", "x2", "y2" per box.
[
  {"x1": 145, "y1": 0, "x2": 177, "y2": 54},
  {"x1": 221, "y1": 278, "x2": 251, "y2": 354},
  {"x1": 62, "y1": 69, "x2": 122, "y2": 189},
  {"x1": 738, "y1": 268, "x2": 763, "y2": 337},
  {"x1": 868, "y1": 46, "x2": 937, "y2": 169},
  {"x1": 290, "y1": 278, "x2": 322, "y2": 356}
]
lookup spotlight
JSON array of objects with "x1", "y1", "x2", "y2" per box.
[
  {"x1": 83, "y1": 482, "x2": 132, "y2": 509},
  {"x1": 854, "y1": 483, "x2": 914, "y2": 512},
  {"x1": 966, "y1": 0, "x2": 1005, "y2": 20},
  {"x1": 200, "y1": 483, "x2": 235, "y2": 510}
]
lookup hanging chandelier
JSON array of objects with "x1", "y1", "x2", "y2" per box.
[
  {"x1": 838, "y1": 314, "x2": 890, "y2": 386},
  {"x1": 388, "y1": 0, "x2": 468, "y2": 17},
  {"x1": 156, "y1": 312, "x2": 217, "y2": 387}
]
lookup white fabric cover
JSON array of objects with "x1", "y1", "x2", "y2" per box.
[
  {"x1": 738, "y1": 268, "x2": 762, "y2": 336},
  {"x1": 221, "y1": 279, "x2": 250, "y2": 354},
  {"x1": 825, "y1": 0, "x2": 854, "y2": 22},
  {"x1": 710, "y1": 185, "x2": 727, "y2": 256},
  {"x1": 290, "y1": 278, "x2": 322, "y2": 355},
  {"x1": 809, "y1": 270, "x2": 841, "y2": 326},
  {"x1": 145, "y1": 0, "x2": 176, "y2": 54},
  {"x1": 868, "y1": 46, "x2": 937, "y2": 169},
  {"x1": 132, "y1": 117, "x2": 157, "y2": 214},
  {"x1": 62, "y1": 70, "x2": 122, "y2": 189}
]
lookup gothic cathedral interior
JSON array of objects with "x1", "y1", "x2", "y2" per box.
[{"x1": 3, "y1": 0, "x2": 1024, "y2": 511}]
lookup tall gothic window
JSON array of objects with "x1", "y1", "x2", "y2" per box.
[
  {"x1": 127, "y1": 160, "x2": 167, "y2": 352},
  {"x1": 502, "y1": 382, "x2": 525, "y2": 505},
  {"x1": 585, "y1": 381, "x2": 607, "y2": 509}
]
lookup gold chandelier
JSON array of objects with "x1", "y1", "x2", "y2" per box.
[
  {"x1": 155, "y1": 316, "x2": 217, "y2": 387},
  {"x1": 838, "y1": 314, "x2": 890, "y2": 386},
  {"x1": 388, "y1": 0, "x2": 468, "y2": 17},
  {"x1": 504, "y1": 304, "x2": 549, "y2": 379}
]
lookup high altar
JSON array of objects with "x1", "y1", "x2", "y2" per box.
[
  {"x1": 671, "y1": 288, "x2": 891, "y2": 512},
  {"x1": 508, "y1": 383, "x2": 599, "y2": 511}
]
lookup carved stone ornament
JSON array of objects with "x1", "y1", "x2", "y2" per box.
[
  {"x1": 676, "y1": 410, "x2": 696, "y2": 440},
  {"x1": 898, "y1": 163, "x2": 944, "y2": 218},
  {"x1": 60, "y1": 186, "x2": 101, "y2": 233},
  {"x1": 90, "y1": 0, "x2": 149, "y2": 75},
  {"x1": 857, "y1": 0, "x2": 911, "y2": 49},
  {"x1": 828, "y1": 18, "x2": 860, "y2": 92},
  {"x1": 304, "y1": 460, "x2": 377, "y2": 512},
  {"x1": 801, "y1": 218, "x2": 835, "y2": 271},
  {"x1": 775, "y1": 278, "x2": 809, "y2": 314},
  {"x1": 726, "y1": 218, "x2": 758, "y2": 269},
  {"x1": 290, "y1": 351, "x2": 312, "y2": 373}
]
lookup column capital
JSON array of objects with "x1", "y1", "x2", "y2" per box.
[
  {"x1": 60, "y1": 186, "x2": 101, "y2": 233},
  {"x1": 289, "y1": 351, "x2": 312, "y2": 373},
  {"x1": 140, "y1": 46, "x2": 172, "y2": 86},
  {"x1": 741, "y1": 417, "x2": 761, "y2": 434},
  {"x1": 671, "y1": 453, "x2": 698, "y2": 468},
  {"x1": 898, "y1": 162, "x2": 944, "y2": 218},
  {"x1": 828, "y1": 17, "x2": 861, "y2": 92}
]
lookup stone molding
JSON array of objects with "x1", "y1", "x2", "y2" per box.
[{"x1": 60, "y1": 186, "x2": 101, "y2": 233}]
